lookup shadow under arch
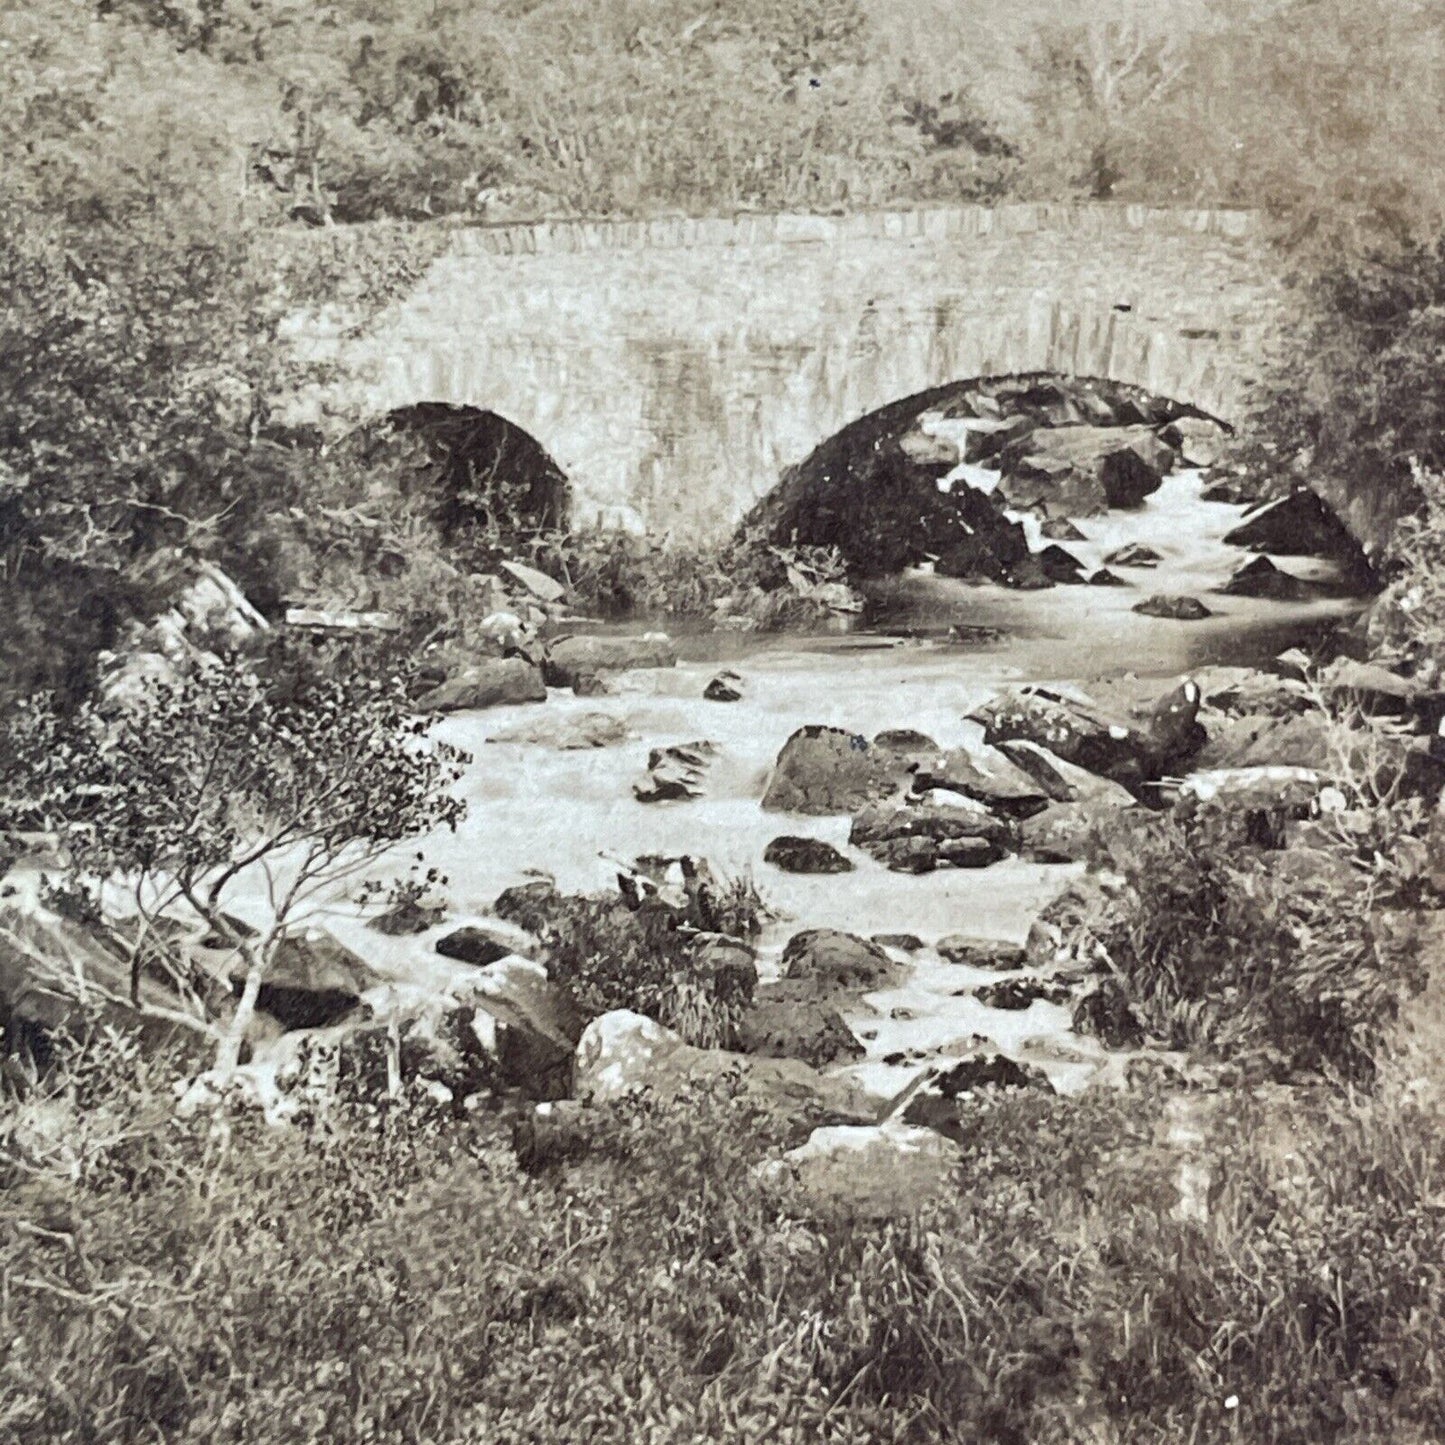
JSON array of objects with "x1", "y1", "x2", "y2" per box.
[
  {"x1": 739, "y1": 371, "x2": 1234, "y2": 578},
  {"x1": 357, "y1": 402, "x2": 571, "y2": 540}
]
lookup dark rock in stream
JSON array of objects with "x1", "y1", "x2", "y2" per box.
[
  {"x1": 704, "y1": 670, "x2": 744, "y2": 702},
  {"x1": 910, "y1": 745, "x2": 1054, "y2": 818},
  {"x1": 763, "y1": 836, "x2": 855, "y2": 874},
  {"x1": 973, "y1": 977, "x2": 1072, "y2": 1011},
  {"x1": 1218, "y1": 555, "x2": 1313, "y2": 601},
  {"x1": 872, "y1": 933, "x2": 926, "y2": 952},
  {"x1": 633, "y1": 741, "x2": 718, "y2": 802},
  {"x1": 1036, "y1": 544, "x2": 1086, "y2": 583},
  {"x1": 873, "y1": 728, "x2": 940, "y2": 755},
  {"x1": 1041, "y1": 516, "x2": 1089, "y2": 542},
  {"x1": 1103, "y1": 543, "x2": 1163, "y2": 568},
  {"x1": 936, "y1": 936, "x2": 1028, "y2": 969},
  {"x1": 1223, "y1": 488, "x2": 1363, "y2": 563},
  {"x1": 998, "y1": 424, "x2": 1172, "y2": 515},
  {"x1": 1132, "y1": 594, "x2": 1213, "y2": 620},
  {"x1": 435, "y1": 926, "x2": 515, "y2": 967},
  {"x1": 1088, "y1": 568, "x2": 1129, "y2": 587}
]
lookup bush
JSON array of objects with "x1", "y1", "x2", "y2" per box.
[
  {"x1": 501, "y1": 871, "x2": 768, "y2": 1046},
  {"x1": 1073, "y1": 794, "x2": 1426, "y2": 1084}
]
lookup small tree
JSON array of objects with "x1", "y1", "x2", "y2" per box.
[{"x1": 1, "y1": 658, "x2": 468, "y2": 1074}]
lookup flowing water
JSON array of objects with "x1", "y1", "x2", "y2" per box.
[{"x1": 282, "y1": 471, "x2": 1367, "y2": 1097}]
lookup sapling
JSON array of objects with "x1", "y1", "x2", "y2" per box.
[{"x1": 1, "y1": 657, "x2": 468, "y2": 1073}]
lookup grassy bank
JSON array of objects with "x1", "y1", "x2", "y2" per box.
[{"x1": 4, "y1": 1026, "x2": 1445, "y2": 1444}]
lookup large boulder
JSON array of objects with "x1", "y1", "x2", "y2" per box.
[
  {"x1": 465, "y1": 956, "x2": 587, "y2": 1101},
  {"x1": 1223, "y1": 488, "x2": 1362, "y2": 563},
  {"x1": 1020, "y1": 796, "x2": 1135, "y2": 863},
  {"x1": 544, "y1": 633, "x2": 678, "y2": 689},
  {"x1": 574, "y1": 1010, "x2": 876, "y2": 1125},
  {"x1": 910, "y1": 745, "x2": 1055, "y2": 818},
  {"x1": 737, "y1": 991, "x2": 864, "y2": 1068},
  {"x1": 972, "y1": 681, "x2": 1204, "y2": 790},
  {"x1": 781, "y1": 929, "x2": 902, "y2": 994},
  {"x1": 849, "y1": 798, "x2": 1014, "y2": 873},
  {"x1": 417, "y1": 657, "x2": 547, "y2": 713},
  {"x1": 999, "y1": 425, "x2": 1172, "y2": 515},
  {"x1": 762, "y1": 726, "x2": 906, "y2": 815}
]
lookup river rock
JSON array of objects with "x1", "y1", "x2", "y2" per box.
[
  {"x1": 762, "y1": 725, "x2": 905, "y2": 815},
  {"x1": 1133, "y1": 594, "x2": 1212, "y2": 620},
  {"x1": 849, "y1": 798, "x2": 1013, "y2": 873},
  {"x1": 972, "y1": 682, "x2": 1203, "y2": 789},
  {"x1": 201, "y1": 927, "x2": 381, "y2": 1031},
  {"x1": 544, "y1": 633, "x2": 678, "y2": 688},
  {"x1": 873, "y1": 728, "x2": 940, "y2": 755},
  {"x1": 704, "y1": 670, "x2": 744, "y2": 702},
  {"x1": 574, "y1": 1010, "x2": 875, "y2": 1127},
  {"x1": 1041, "y1": 517, "x2": 1088, "y2": 542},
  {"x1": 1036, "y1": 544, "x2": 1086, "y2": 583},
  {"x1": 737, "y1": 994, "x2": 864, "y2": 1068},
  {"x1": 936, "y1": 936, "x2": 1027, "y2": 969},
  {"x1": 435, "y1": 926, "x2": 515, "y2": 967},
  {"x1": 910, "y1": 745, "x2": 1054, "y2": 817},
  {"x1": 1218, "y1": 555, "x2": 1312, "y2": 601},
  {"x1": 763, "y1": 836, "x2": 855, "y2": 874},
  {"x1": 633, "y1": 741, "x2": 718, "y2": 802},
  {"x1": 465, "y1": 956, "x2": 588, "y2": 1100},
  {"x1": 999, "y1": 425, "x2": 1170, "y2": 514},
  {"x1": 1088, "y1": 568, "x2": 1129, "y2": 587},
  {"x1": 1223, "y1": 488, "x2": 1360, "y2": 562},
  {"x1": 974, "y1": 977, "x2": 1072, "y2": 1010},
  {"x1": 771, "y1": 1123, "x2": 962, "y2": 1216},
  {"x1": 872, "y1": 933, "x2": 925, "y2": 952},
  {"x1": 1103, "y1": 543, "x2": 1163, "y2": 568},
  {"x1": 417, "y1": 657, "x2": 547, "y2": 713},
  {"x1": 781, "y1": 929, "x2": 901, "y2": 993}
]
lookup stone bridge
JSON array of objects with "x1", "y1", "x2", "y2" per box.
[{"x1": 301, "y1": 203, "x2": 1284, "y2": 537}]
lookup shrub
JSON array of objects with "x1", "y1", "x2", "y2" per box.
[{"x1": 1074, "y1": 797, "x2": 1425, "y2": 1084}]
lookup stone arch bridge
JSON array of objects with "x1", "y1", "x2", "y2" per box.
[{"x1": 297, "y1": 204, "x2": 1283, "y2": 537}]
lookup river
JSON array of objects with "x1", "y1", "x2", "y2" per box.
[{"x1": 310, "y1": 469, "x2": 1364, "y2": 1097}]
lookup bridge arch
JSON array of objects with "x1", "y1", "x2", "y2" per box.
[{"x1": 306, "y1": 203, "x2": 1281, "y2": 537}]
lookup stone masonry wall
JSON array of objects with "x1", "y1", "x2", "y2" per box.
[{"x1": 297, "y1": 204, "x2": 1284, "y2": 537}]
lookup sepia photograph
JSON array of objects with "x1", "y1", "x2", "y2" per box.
[{"x1": 2, "y1": 1, "x2": 1444, "y2": 1440}]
